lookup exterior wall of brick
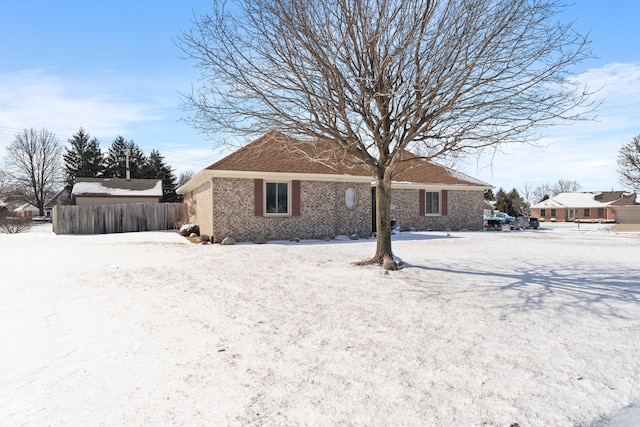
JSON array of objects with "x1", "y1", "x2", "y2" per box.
[
  {"x1": 206, "y1": 178, "x2": 372, "y2": 242},
  {"x1": 391, "y1": 189, "x2": 485, "y2": 231},
  {"x1": 531, "y1": 207, "x2": 617, "y2": 222},
  {"x1": 182, "y1": 178, "x2": 486, "y2": 241}
]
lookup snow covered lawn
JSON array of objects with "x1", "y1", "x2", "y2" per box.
[{"x1": 2, "y1": 223, "x2": 640, "y2": 426}]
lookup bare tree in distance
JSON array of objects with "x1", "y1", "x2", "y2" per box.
[
  {"x1": 532, "y1": 183, "x2": 554, "y2": 204},
  {"x1": 552, "y1": 179, "x2": 582, "y2": 195},
  {"x1": 519, "y1": 181, "x2": 535, "y2": 212},
  {"x1": 531, "y1": 179, "x2": 582, "y2": 203},
  {"x1": 4, "y1": 128, "x2": 63, "y2": 216},
  {"x1": 617, "y1": 135, "x2": 640, "y2": 191},
  {"x1": 178, "y1": 170, "x2": 195, "y2": 187},
  {"x1": 179, "y1": 0, "x2": 595, "y2": 266}
]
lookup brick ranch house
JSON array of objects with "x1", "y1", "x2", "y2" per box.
[
  {"x1": 530, "y1": 191, "x2": 639, "y2": 223},
  {"x1": 177, "y1": 131, "x2": 492, "y2": 242}
]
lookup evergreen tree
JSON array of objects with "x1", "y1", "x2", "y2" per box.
[
  {"x1": 103, "y1": 136, "x2": 147, "y2": 179},
  {"x1": 495, "y1": 187, "x2": 524, "y2": 217},
  {"x1": 63, "y1": 128, "x2": 104, "y2": 194},
  {"x1": 145, "y1": 150, "x2": 178, "y2": 202}
]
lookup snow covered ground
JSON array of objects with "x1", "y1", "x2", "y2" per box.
[{"x1": 1, "y1": 222, "x2": 640, "y2": 426}]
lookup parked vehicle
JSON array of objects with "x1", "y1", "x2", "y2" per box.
[
  {"x1": 512, "y1": 216, "x2": 540, "y2": 230},
  {"x1": 484, "y1": 219, "x2": 503, "y2": 231},
  {"x1": 522, "y1": 216, "x2": 540, "y2": 229},
  {"x1": 511, "y1": 216, "x2": 528, "y2": 230},
  {"x1": 490, "y1": 212, "x2": 515, "y2": 225}
]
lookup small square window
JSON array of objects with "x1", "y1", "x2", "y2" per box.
[
  {"x1": 425, "y1": 192, "x2": 440, "y2": 215},
  {"x1": 265, "y1": 182, "x2": 289, "y2": 215}
]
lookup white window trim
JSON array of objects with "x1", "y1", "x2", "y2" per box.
[
  {"x1": 264, "y1": 180, "x2": 291, "y2": 217},
  {"x1": 424, "y1": 190, "x2": 442, "y2": 216}
]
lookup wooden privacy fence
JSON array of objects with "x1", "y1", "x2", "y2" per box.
[{"x1": 52, "y1": 203, "x2": 185, "y2": 235}]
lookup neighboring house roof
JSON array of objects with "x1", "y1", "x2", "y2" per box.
[
  {"x1": 45, "y1": 188, "x2": 69, "y2": 208},
  {"x1": 531, "y1": 191, "x2": 638, "y2": 209},
  {"x1": 14, "y1": 202, "x2": 39, "y2": 212},
  {"x1": 72, "y1": 178, "x2": 163, "y2": 198},
  {"x1": 179, "y1": 130, "x2": 491, "y2": 193}
]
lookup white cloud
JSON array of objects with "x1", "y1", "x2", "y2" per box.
[
  {"x1": 463, "y1": 62, "x2": 640, "y2": 193},
  {"x1": 0, "y1": 69, "x2": 164, "y2": 151}
]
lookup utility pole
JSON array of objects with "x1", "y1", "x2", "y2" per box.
[{"x1": 123, "y1": 148, "x2": 131, "y2": 180}]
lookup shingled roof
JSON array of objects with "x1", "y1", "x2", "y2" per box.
[{"x1": 201, "y1": 130, "x2": 489, "y2": 187}]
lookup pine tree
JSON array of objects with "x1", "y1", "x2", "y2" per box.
[
  {"x1": 145, "y1": 150, "x2": 178, "y2": 202},
  {"x1": 103, "y1": 136, "x2": 147, "y2": 179},
  {"x1": 63, "y1": 128, "x2": 104, "y2": 194}
]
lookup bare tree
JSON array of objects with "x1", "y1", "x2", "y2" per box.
[
  {"x1": 4, "y1": 128, "x2": 63, "y2": 216},
  {"x1": 532, "y1": 179, "x2": 582, "y2": 203},
  {"x1": 617, "y1": 135, "x2": 640, "y2": 191},
  {"x1": 532, "y1": 183, "x2": 553, "y2": 204},
  {"x1": 519, "y1": 181, "x2": 535, "y2": 212},
  {"x1": 178, "y1": 170, "x2": 195, "y2": 187},
  {"x1": 552, "y1": 179, "x2": 582, "y2": 194},
  {"x1": 179, "y1": 0, "x2": 594, "y2": 265}
]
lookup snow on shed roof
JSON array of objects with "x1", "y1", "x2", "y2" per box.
[{"x1": 72, "y1": 178, "x2": 163, "y2": 197}]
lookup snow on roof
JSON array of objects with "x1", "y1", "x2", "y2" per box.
[
  {"x1": 72, "y1": 178, "x2": 163, "y2": 197},
  {"x1": 14, "y1": 202, "x2": 39, "y2": 211},
  {"x1": 532, "y1": 191, "x2": 635, "y2": 208}
]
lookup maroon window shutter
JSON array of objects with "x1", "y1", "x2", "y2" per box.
[
  {"x1": 254, "y1": 179, "x2": 263, "y2": 217},
  {"x1": 441, "y1": 190, "x2": 448, "y2": 216},
  {"x1": 292, "y1": 180, "x2": 301, "y2": 217},
  {"x1": 419, "y1": 189, "x2": 425, "y2": 216}
]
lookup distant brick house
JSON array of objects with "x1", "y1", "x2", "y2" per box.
[
  {"x1": 71, "y1": 178, "x2": 163, "y2": 205},
  {"x1": 177, "y1": 131, "x2": 492, "y2": 242},
  {"x1": 530, "y1": 191, "x2": 639, "y2": 223}
]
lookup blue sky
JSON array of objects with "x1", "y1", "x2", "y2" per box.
[{"x1": 1, "y1": 1, "x2": 639, "y2": 196}]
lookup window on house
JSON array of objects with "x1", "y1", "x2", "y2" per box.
[
  {"x1": 541, "y1": 209, "x2": 546, "y2": 217},
  {"x1": 265, "y1": 182, "x2": 289, "y2": 214},
  {"x1": 345, "y1": 188, "x2": 356, "y2": 209},
  {"x1": 425, "y1": 192, "x2": 440, "y2": 215},
  {"x1": 597, "y1": 208, "x2": 604, "y2": 217},
  {"x1": 551, "y1": 209, "x2": 556, "y2": 217},
  {"x1": 584, "y1": 208, "x2": 590, "y2": 217}
]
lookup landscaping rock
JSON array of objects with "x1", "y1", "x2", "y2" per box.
[
  {"x1": 221, "y1": 237, "x2": 236, "y2": 245},
  {"x1": 254, "y1": 235, "x2": 267, "y2": 244},
  {"x1": 383, "y1": 255, "x2": 398, "y2": 271},
  {"x1": 179, "y1": 224, "x2": 199, "y2": 237}
]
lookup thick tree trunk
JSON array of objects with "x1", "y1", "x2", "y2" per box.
[{"x1": 370, "y1": 172, "x2": 396, "y2": 269}]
